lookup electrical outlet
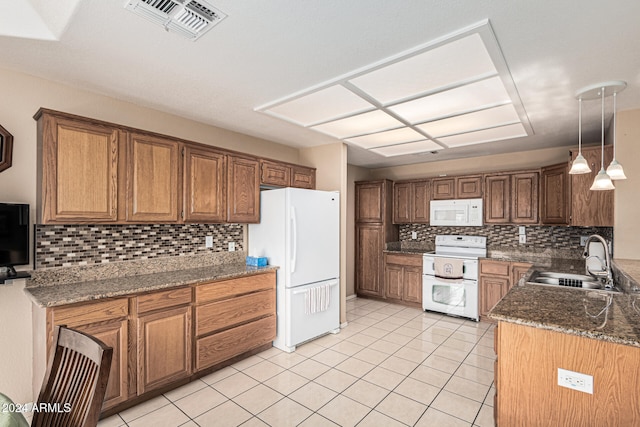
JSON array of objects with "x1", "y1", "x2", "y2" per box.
[
  {"x1": 519, "y1": 234, "x2": 526, "y2": 244},
  {"x1": 558, "y1": 368, "x2": 593, "y2": 394},
  {"x1": 205, "y1": 236, "x2": 213, "y2": 248},
  {"x1": 228, "y1": 242, "x2": 236, "y2": 252},
  {"x1": 411, "y1": 231, "x2": 417, "y2": 240},
  {"x1": 580, "y1": 236, "x2": 589, "y2": 246}
]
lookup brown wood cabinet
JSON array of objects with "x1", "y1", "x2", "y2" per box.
[
  {"x1": 126, "y1": 133, "x2": 181, "y2": 222},
  {"x1": 183, "y1": 145, "x2": 226, "y2": 223},
  {"x1": 570, "y1": 145, "x2": 614, "y2": 226},
  {"x1": 355, "y1": 180, "x2": 398, "y2": 299},
  {"x1": 291, "y1": 165, "x2": 316, "y2": 189},
  {"x1": 484, "y1": 171, "x2": 539, "y2": 224},
  {"x1": 43, "y1": 271, "x2": 276, "y2": 417},
  {"x1": 227, "y1": 155, "x2": 260, "y2": 223},
  {"x1": 260, "y1": 160, "x2": 316, "y2": 189},
  {"x1": 47, "y1": 298, "x2": 130, "y2": 411},
  {"x1": 511, "y1": 262, "x2": 532, "y2": 287},
  {"x1": 36, "y1": 112, "x2": 120, "y2": 223},
  {"x1": 384, "y1": 253, "x2": 422, "y2": 306},
  {"x1": 480, "y1": 260, "x2": 531, "y2": 318},
  {"x1": 495, "y1": 322, "x2": 640, "y2": 426},
  {"x1": 432, "y1": 175, "x2": 482, "y2": 200},
  {"x1": 540, "y1": 162, "x2": 570, "y2": 225},
  {"x1": 393, "y1": 180, "x2": 430, "y2": 224}
]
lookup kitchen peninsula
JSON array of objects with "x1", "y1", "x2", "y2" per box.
[{"x1": 489, "y1": 259, "x2": 640, "y2": 426}]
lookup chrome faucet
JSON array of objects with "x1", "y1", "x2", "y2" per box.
[{"x1": 583, "y1": 234, "x2": 613, "y2": 288}]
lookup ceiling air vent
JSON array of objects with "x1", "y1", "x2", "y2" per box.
[{"x1": 125, "y1": 0, "x2": 227, "y2": 41}]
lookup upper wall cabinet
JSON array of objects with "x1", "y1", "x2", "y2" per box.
[
  {"x1": 484, "y1": 171, "x2": 539, "y2": 224},
  {"x1": 540, "y1": 162, "x2": 570, "y2": 225},
  {"x1": 393, "y1": 179, "x2": 430, "y2": 224},
  {"x1": 183, "y1": 145, "x2": 227, "y2": 223},
  {"x1": 569, "y1": 145, "x2": 614, "y2": 227},
  {"x1": 432, "y1": 175, "x2": 482, "y2": 200},
  {"x1": 36, "y1": 110, "x2": 120, "y2": 223},
  {"x1": 260, "y1": 160, "x2": 316, "y2": 189},
  {"x1": 126, "y1": 133, "x2": 181, "y2": 222},
  {"x1": 227, "y1": 155, "x2": 260, "y2": 223}
]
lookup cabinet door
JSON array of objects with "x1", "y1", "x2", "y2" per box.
[
  {"x1": 227, "y1": 155, "x2": 260, "y2": 223},
  {"x1": 480, "y1": 275, "x2": 509, "y2": 316},
  {"x1": 457, "y1": 175, "x2": 483, "y2": 198},
  {"x1": 355, "y1": 224, "x2": 384, "y2": 297},
  {"x1": 403, "y1": 265, "x2": 423, "y2": 304},
  {"x1": 356, "y1": 182, "x2": 385, "y2": 222},
  {"x1": 137, "y1": 305, "x2": 192, "y2": 395},
  {"x1": 76, "y1": 319, "x2": 129, "y2": 410},
  {"x1": 570, "y1": 146, "x2": 614, "y2": 226},
  {"x1": 511, "y1": 262, "x2": 532, "y2": 289},
  {"x1": 184, "y1": 145, "x2": 226, "y2": 222},
  {"x1": 484, "y1": 175, "x2": 511, "y2": 223},
  {"x1": 261, "y1": 160, "x2": 290, "y2": 187},
  {"x1": 291, "y1": 166, "x2": 316, "y2": 189},
  {"x1": 540, "y1": 163, "x2": 570, "y2": 225},
  {"x1": 41, "y1": 115, "x2": 119, "y2": 223},
  {"x1": 413, "y1": 180, "x2": 431, "y2": 223},
  {"x1": 385, "y1": 263, "x2": 404, "y2": 301},
  {"x1": 393, "y1": 182, "x2": 412, "y2": 224},
  {"x1": 127, "y1": 133, "x2": 180, "y2": 222},
  {"x1": 511, "y1": 172, "x2": 539, "y2": 224},
  {"x1": 432, "y1": 178, "x2": 455, "y2": 200}
]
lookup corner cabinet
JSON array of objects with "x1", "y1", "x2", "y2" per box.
[
  {"x1": 569, "y1": 145, "x2": 614, "y2": 226},
  {"x1": 36, "y1": 111, "x2": 120, "y2": 223},
  {"x1": 226, "y1": 155, "x2": 260, "y2": 223},
  {"x1": 355, "y1": 180, "x2": 398, "y2": 299}
]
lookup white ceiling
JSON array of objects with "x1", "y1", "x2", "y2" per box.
[{"x1": 2, "y1": 0, "x2": 640, "y2": 168}]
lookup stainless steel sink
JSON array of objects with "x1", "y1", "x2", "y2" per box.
[{"x1": 527, "y1": 270, "x2": 614, "y2": 291}]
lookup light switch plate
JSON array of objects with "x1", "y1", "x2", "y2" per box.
[
  {"x1": 411, "y1": 231, "x2": 417, "y2": 240},
  {"x1": 519, "y1": 226, "x2": 526, "y2": 235},
  {"x1": 205, "y1": 236, "x2": 213, "y2": 248},
  {"x1": 558, "y1": 368, "x2": 593, "y2": 394},
  {"x1": 228, "y1": 242, "x2": 236, "y2": 252}
]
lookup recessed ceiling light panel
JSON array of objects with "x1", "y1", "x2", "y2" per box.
[
  {"x1": 417, "y1": 104, "x2": 520, "y2": 137},
  {"x1": 349, "y1": 33, "x2": 497, "y2": 105},
  {"x1": 311, "y1": 110, "x2": 403, "y2": 139},
  {"x1": 266, "y1": 85, "x2": 373, "y2": 126},
  {"x1": 437, "y1": 123, "x2": 527, "y2": 147},
  {"x1": 370, "y1": 140, "x2": 443, "y2": 157},
  {"x1": 345, "y1": 127, "x2": 427, "y2": 149}
]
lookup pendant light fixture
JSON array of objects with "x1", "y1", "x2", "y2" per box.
[
  {"x1": 569, "y1": 97, "x2": 591, "y2": 174},
  {"x1": 574, "y1": 81, "x2": 626, "y2": 191},
  {"x1": 606, "y1": 91, "x2": 627, "y2": 179}
]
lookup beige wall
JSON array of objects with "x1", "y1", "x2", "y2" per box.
[
  {"x1": 346, "y1": 164, "x2": 372, "y2": 297},
  {"x1": 369, "y1": 146, "x2": 571, "y2": 181},
  {"x1": 613, "y1": 109, "x2": 640, "y2": 259},
  {"x1": 0, "y1": 67, "x2": 301, "y2": 404},
  {"x1": 299, "y1": 143, "x2": 348, "y2": 324}
]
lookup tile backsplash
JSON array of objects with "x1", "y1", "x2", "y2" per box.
[
  {"x1": 35, "y1": 224, "x2": 244, "y2": 269},
  {"x1": 399, "y1": 224, "x2": 613, "y2": 256}
]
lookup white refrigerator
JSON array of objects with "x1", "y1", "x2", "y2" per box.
[{"x1": 248, "y1": 188, "x2": 340, "y2": 352}]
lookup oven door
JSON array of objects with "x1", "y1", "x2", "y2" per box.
[{"x1": 422, "y1": 275, "x2": 478, "y2": 321}]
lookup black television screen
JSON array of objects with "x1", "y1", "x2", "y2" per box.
[{"x1": 0, "y1": 203, "x2": 30, "y2": 269}]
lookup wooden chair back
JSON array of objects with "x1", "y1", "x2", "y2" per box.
[{"x1": 32, "y1": 326, "x2": 113, "y2": 427}]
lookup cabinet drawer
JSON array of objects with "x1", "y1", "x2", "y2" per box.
[
  {"x1": 385, "y1": 253, "x2": 423, "y2": 267},
  {"x1": 480, "y1": 260, "x2": 511, "y2": 276},
  {"x1": 195, "y1": 272, "x2": 275, "y2": 304},
  {"x1": 196, "y1": 289, "x2": 275, "y2": 337},
  {"x1": 136, "y1": 287, "x2": 192, "y2": 315},
  {"x1": 196, "y1": 315, "x2": 276, "y2": 371},
  {"x1": 52, "y1": 298, "x2": 128, "y2": 327}
]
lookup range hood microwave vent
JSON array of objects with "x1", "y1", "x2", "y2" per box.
[{"x1": 125, "y1": 0, "x2": 227, "y2": 41}]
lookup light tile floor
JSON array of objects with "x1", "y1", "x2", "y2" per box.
[{"x1": 98, "y1": 298, "x2": 496, "y2": 427}]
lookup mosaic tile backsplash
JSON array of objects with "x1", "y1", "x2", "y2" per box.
[
  {"x1": 35, "y1": 224, "x2": 244, "y2": 269},
  {"x1": 399, "y1": 224, "x2": 613, "y2": 257}
]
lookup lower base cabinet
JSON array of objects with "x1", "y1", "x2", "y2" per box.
[
  {"x1": 479, "y1": 260, "x2": 532, "y2": 318},
  {"x1": 45, "y1": 270, "x2": 276, "y2": 415},
  {"x1": 384, "y1": 253, "x2": 423, "y2": 306}
]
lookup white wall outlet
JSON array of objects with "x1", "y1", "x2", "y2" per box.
[
  {"x1": 558, "y1": 368, "x2": 593, "y2": 394},
  {"x1": 519, "y1": 234, "x2": 526, "y2": 244},
  {"x1": 580, "y1": 236, "x2": 589, "y2": 246},
  {"x1": 228, "y1": 242, "x2": 236, "y2": 252},
  {"x1": 519, "y1": 226, "x2": 526, "y2": 235},
  {"x1": 205, "y1": 236, "x2": 213, "y2": 248},
  {"x1": 411, "y1": 231, "x2": 417, "y2": 240}
]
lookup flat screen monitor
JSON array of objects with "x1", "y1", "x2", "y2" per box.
[{"x1": 0, "y1": 203, "x2": 30, "y2": 274}]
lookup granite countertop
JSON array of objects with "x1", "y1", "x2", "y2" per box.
[{"x1": 24, "y1": 252, "x2": 278, "y2": 308}]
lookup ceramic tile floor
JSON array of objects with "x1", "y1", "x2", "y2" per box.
[{"x1": 98, "y1": 298, "x2": 496, "y2": 427}]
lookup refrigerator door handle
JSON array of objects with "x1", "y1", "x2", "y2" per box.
[{"x1": 291, "y1": 206, "x2": 297, "y2": 273}]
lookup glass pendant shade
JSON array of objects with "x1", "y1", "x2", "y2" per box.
[
  {"x1": 590, "y1": 168, "x2": 615, "y2": 190},
  {"x1": 606, "y1": 159, "x2": 627, "y2": 180},
  {"x1": 569, "y1": 153, "x2": 591, "y2": 174}
]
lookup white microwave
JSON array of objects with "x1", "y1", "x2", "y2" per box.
[{"x1": 430, "y1": 198, "x2": 483, "y2": 226}]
